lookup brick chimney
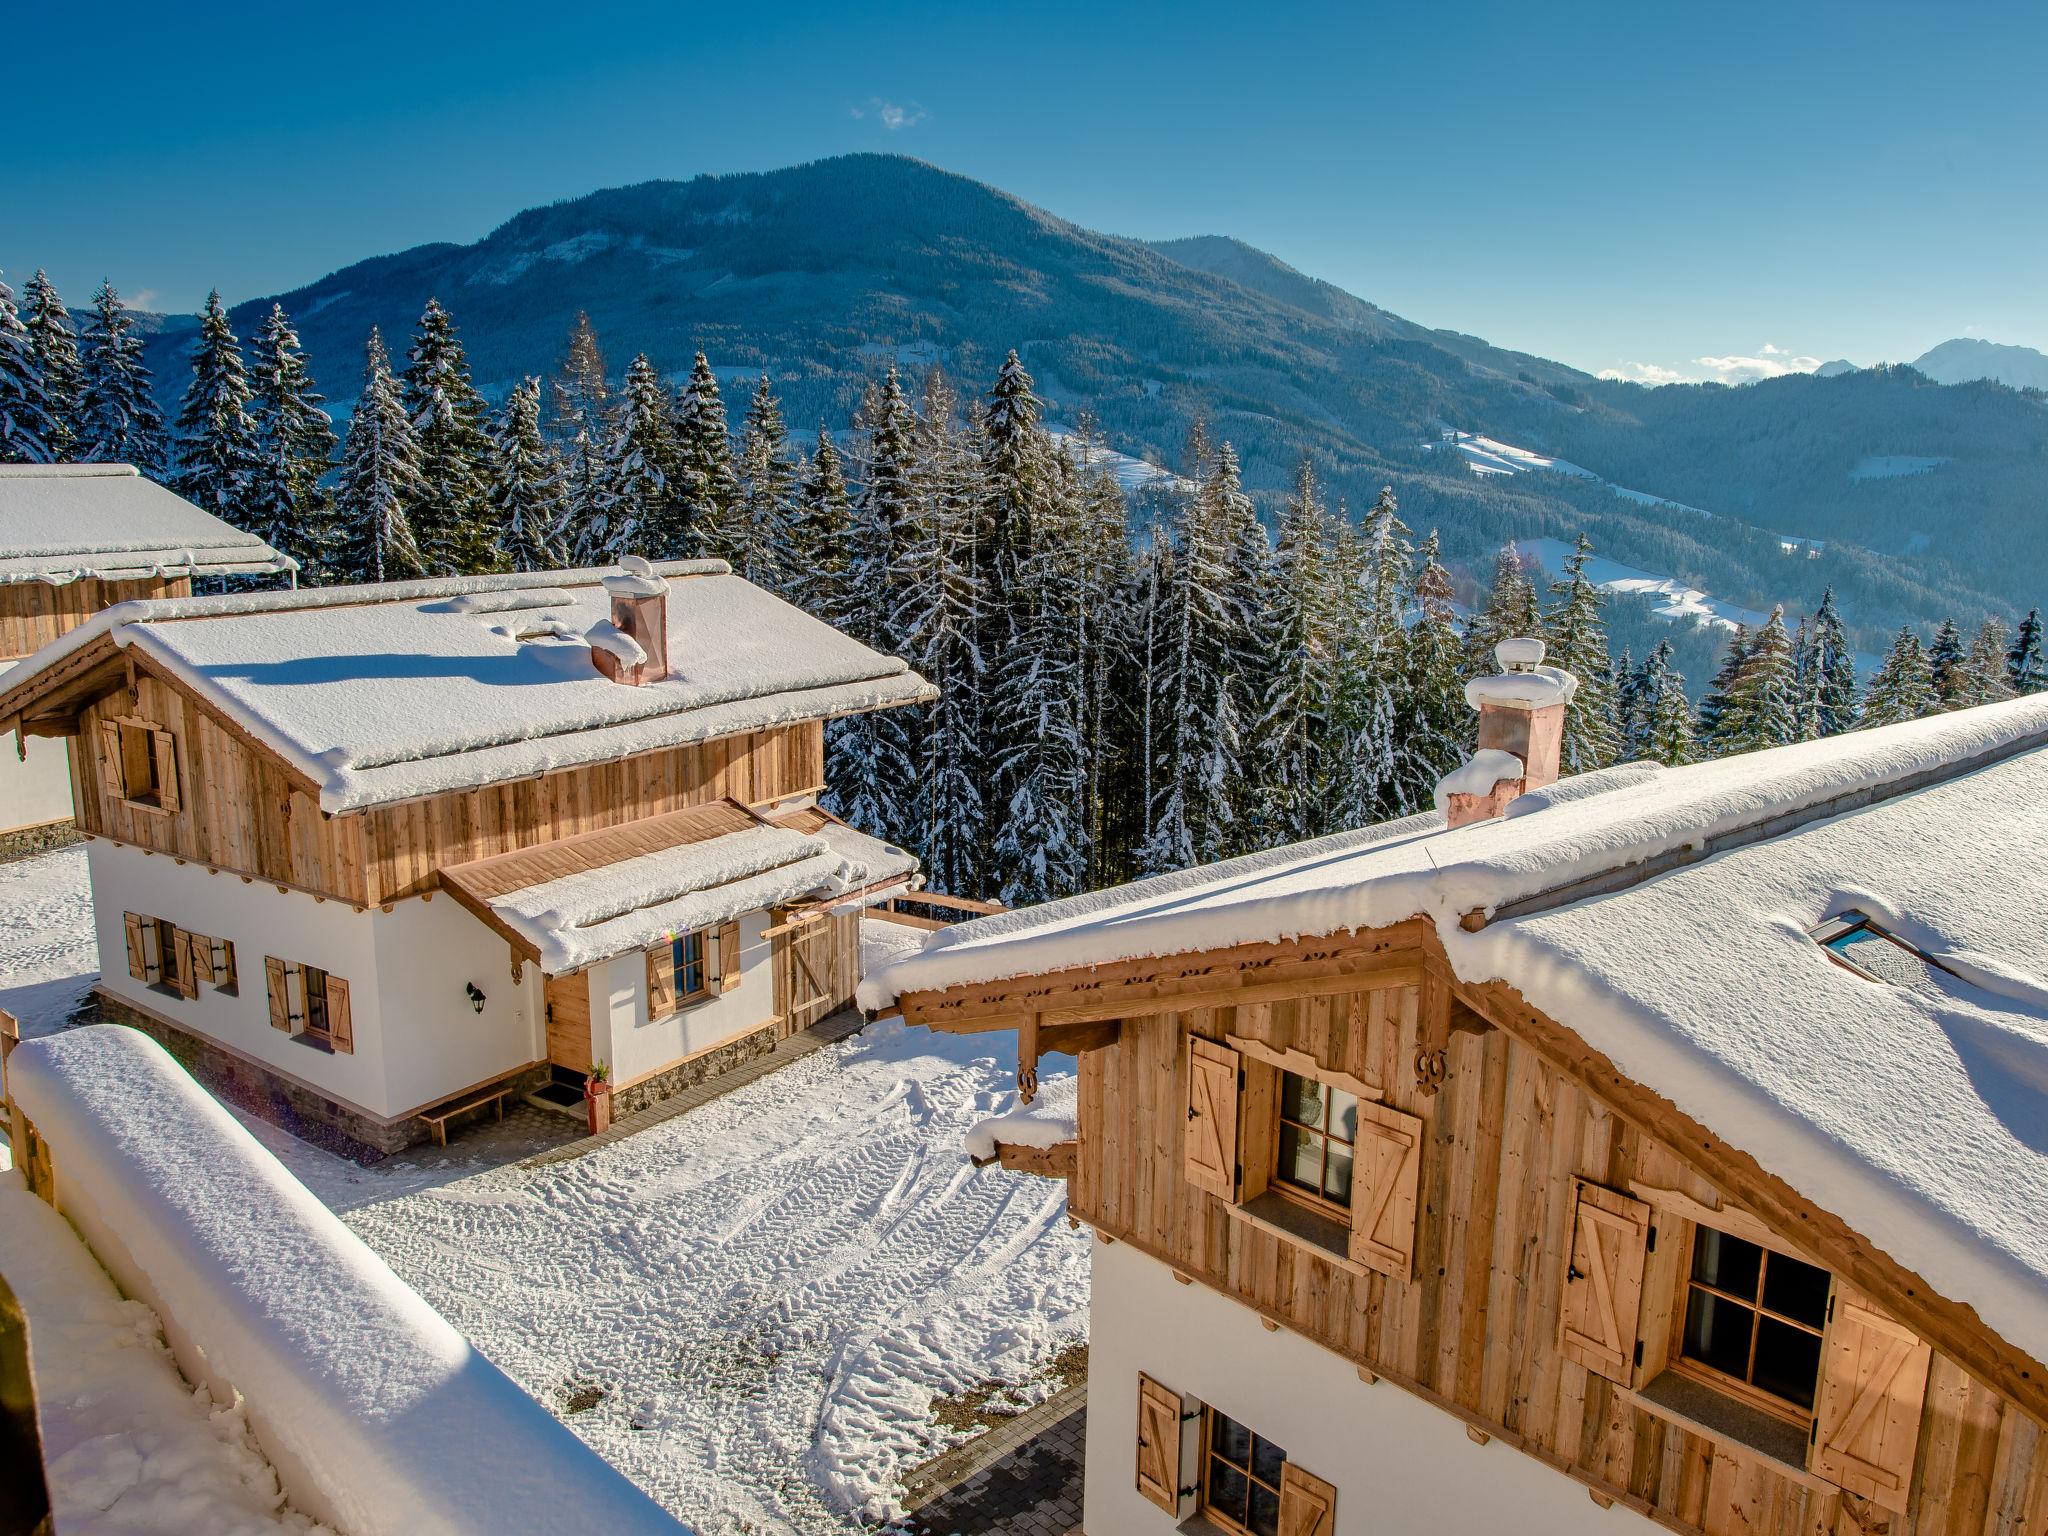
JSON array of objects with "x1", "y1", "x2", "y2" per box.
[
  {"x1": 1435, "y1": 638, "x2": 1577, "y2": 829},
  {"x1": 590, "y1": 557, "x2": 670, "y2": 686}
]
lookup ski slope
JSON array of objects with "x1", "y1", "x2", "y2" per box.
[{"x1": 1512, "y1": 536, "x2": 1767, "y2": 632}]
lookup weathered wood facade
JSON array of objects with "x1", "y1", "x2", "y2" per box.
[
  {"x1": 0, "y1": 576, "x2": 188, "y2": 662},
  {"x1": 898, "y1": 927, "x2": 2048, "y2": 1536}
]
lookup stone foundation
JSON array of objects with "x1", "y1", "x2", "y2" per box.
[
  {"x1": 93, "y1": 988, "x2": 546, "y2": 1163},
  {"x1": 607, "y1": 1022, "x2": 779, "y2": 1120}
]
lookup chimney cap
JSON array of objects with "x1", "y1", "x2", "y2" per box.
[
  {"x1": 1496, "y1": 636, "x2": 1547, "y2": 671},
  {"x1": 603, "y1": 559, "x2": 667, "y2": 598}
]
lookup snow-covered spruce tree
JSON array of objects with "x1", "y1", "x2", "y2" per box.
[
  {"x1": 788, "y1": 428, "x2": 854, "y2": 627},
  {"x1": 2006, "y1": 609, "x2": 2044, "y2": 695},
  {"x1": 1643, "y1": 649, "x2": 1700, "y2": 766},
  {"x1": 1805, "y1": 587, "x2": 1859, "y2": 734},
  {"x1": 734, "y1": 372, "x2": 798, "y2": 591},
  {"x1": 1248, "y1": 457, "x2": 1333, "y2": 849},
  {"x1": 1927, "y1": 618, "x2": 1968, "y2": 709},
  {"x1": 1075, "y1": 444, "x2": 1138, "y2": 887},
  {"x1": 1860, "y1": 627, "x2": 1938, "y2": 727},
  {"x1": 1957, "y1": 618, "x2": 2016, "y2": 709},
  {"x1": 334, "y1": 329, "x2": 426, "y2": 584},
  {"x1": 549, "y1": 311, "x2": 608, "y2": 447},
  {"x1": 402, "y1": 298, "x2": 499, "y2": 573},
  {"x1": 899, "y1": 370, "x2": 989, "y2": 896},
  {"x1": 561, "y1": 429, "x2": 619, "y2": 566},
  {"x1": 1709, "y1": 605, "x2": 1801, "y2": 755},
  {"x1": 490, "y1": 377, "x2": 568, "y2": 571},
  {"x1": 1463, "y1": 542, "x2": 1540, "y2": 675},
  {"x1": 0, "y1": 272, "x2": 58, "y2": 462},
  {"x1": 608, "y1": 353, "x2": 681, "y2": 560},
  {"x1": 76, "y1": 280, "x2": 169, "y2": 475},
  {"x1": 1696, "y1": 623, "x2": 1749, "y2": 741},
  {"x1": 1134, "y1": 427, "x2": 1242, "y2": 875},
  {"x1": 1399, "y1": 530, "x2": 1470, "y2": 814},
  {"x1": 674, "y1": 353, "x2": 740, "y2": 559},
  {"x1": 245, "y1": 304, "x2": 339, "y2": 577},
  {"x1": 828, "y1": 366, "x2": 920, "y2": 844},
  {"x1": 174, "y1": 290, "x2": 262, "y2": 526},
  {"x1": 1543, "y1": 533, "x2": 1620, "y2": 772},
  {"x1": 23, "y1": 271, "x2": 81, "y2": 458}
]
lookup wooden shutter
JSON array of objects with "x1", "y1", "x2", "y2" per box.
[
  {"x1": 1809, "y1": 1288, "x2": 1933, "y2": 1513},
  {"x1": 1277, "y1": 1462, "x2": 1338, "y2": 1536},
  {"x1": 325, "y1": 977, "x2": 354, "y2": 1055},
  {"x1": 98, "y1": 721, "x2": 124, "y2": 799},
  {"x1": 188, "y1": 932, "x2": 216, "y2": 986},
  {"x1": 151, "y1": 730, "x2": 180, "y2": 813},
  {"x1": 215, "y1": 939, "x2": 237, "y2": 991},
  {"x1": 1135, "y1": 1373, "x2": 1184, "y2": 1515},
  {"x1": 173, "y1": 928, "x2": 199, "y2": 999},
  {"x1": 715, "y1": 920, "x2": 742, "y2": 993},
  {"x1": 122, "y1": 913, "x2": 147, "y2": 979},
  {"x1": 647, "y1": 942, "x2": 676, "y2": 1017},
  {"x1": 1184, "y1": 1037, "x2": 1241, "y2": 1199},
  {"x1": 265, "y1": 957, "x2": 291, "y2": 1031},
  {"x1": 1348, "y1": 1100, "x2": 1424, "y2": 1278},
  {"x1": 1559, "y1": 1179, "x2": 1653, "y2": 1384}
]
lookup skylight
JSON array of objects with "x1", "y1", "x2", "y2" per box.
[{"x1": 1811, "y1": 910, "x2": 1948, "y2": 990}]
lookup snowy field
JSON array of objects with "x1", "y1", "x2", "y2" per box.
[{"x1": 0, "y1": 847, "x2": 1090, "y2": 1534}]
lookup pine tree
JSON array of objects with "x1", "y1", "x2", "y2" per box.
[
  {"x1": 1860, "y1": 627, "x2": 1938, "y2": 726},
  {"x1": 1956, "y1": 619, "x2": 2016, "y2": 709},
  {"x1": 76, "y1": 280, "x2": 169, "y2": 475},
  {"x1": 334, "y1": 329, "x2": 426, "y2": 583},
  {"x1": 245, "y1": 304, "x2": 338, "y2": 577},
  {"x1": 674, "y1": 353, "x2": 740, "y2": 558},
  {"x1": 22, "y1": 271, "x2": 81, "y2": 458},
  {"x1": 1329, "y1": 485, "x2": 1414, "y2": 823},
  {"x1": 490, "y1": 377, "x2": 568, "y2": 570},
  {"x1": 1927, "y1": 618, "x2": 1968, "y2": 708},
  {"x1": 1400, "y1": 530, "x2": 1470, "y2": 809},
  {"x1": 0, "y1": 272, "x2": 58, "y2": 462},
  {"x1": 1072, "y1": 433, "x2": 1137, "y2": 887},
  {"x1": 1544, "y1": 533, "x2": 1620, "y2": 772},
  {"x1": 733, "y1": 373, "x2": 798, "y2": 590},
  {"x1": 402, "y1": 298, "x2": 499, "y2": 573},
  {"x1": 1643, "y1": 648, "x2": 1700, "y2": 766},
  {"x1": 1464, "y1": 543, "x2": 1540, "y2": 675},
  {"x1": 1697, "y1": 624, "x2": 1750, "y2": 740},
  {"x1": 788, "y1": 428, "x2": 854, "y2": 627},
  {"x1": 1710, "y1": 606, "x2": 1801, "y2": 754},
  {"x1": 560, "y1": 429, "x2": 617, "y2": 566},
  {"x1": 1249, "y1": 458, "x2": 1334, "y2": 847},
  {"x1": 2008, "y1": 610, "x2": 2046, "y2": 695},
  {"x1": 549, "y1": 312, "x2": 608, "y2": 446},
  {"x1": 173, "y1": 290, "x2": 261, "y2": 525},
  {"x1": 1792, "y1": 587, "x2": 1859, "y2": 737},
  {"x1": 605, "y1": 354, "x2": 681, "y2": 560}
]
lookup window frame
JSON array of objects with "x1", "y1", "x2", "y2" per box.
[
  {"x1": 1669, "y1": 1220, "x2": 1833, "y2": 1429},
  {"x1": 672, "y1": 929, "x2": 710, "y2": 1009},
  {"x1": 1811, "y1": 910, "x2": 1954, "y2": 987},
  {"x1": 1196, "y1": 1405, "x2": 1290, "y2": 1536},
  {"x1": 1268, "y1": 1068, "x2": 1360, "y2": 1224},
  {"x1": 105, "y1": 716, "x2": 178, "y2": 814}
]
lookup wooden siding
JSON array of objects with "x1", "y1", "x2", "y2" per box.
[
  {"x1": 544, "y1": 973, "x2": 593, "y2": 1073},
  {"x1": 0, "y1": 576, "x2": 186, "y2": 661},
  {"x1": 772, "y1": 910, "x2": 858, "y2": 1039},
  {"x1": 1072, "y1": 978, "x2": 2048, "y2": 1536}
]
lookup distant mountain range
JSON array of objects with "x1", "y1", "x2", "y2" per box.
[
  {"x1": 128, "y1": 153, "x2": 2048, "y2": 652},
  {"x1": 1909, "y1": 337, "x2": 2048, "y2": 391}
]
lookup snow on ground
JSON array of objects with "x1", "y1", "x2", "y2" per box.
[
  {"x1": 1513, "y1": 535, "x2": 1767, "y2": 632},
  {"x1": 0, "y1": 1170, "x2": 330, "y2": 1536},
  {"x1": 0, "y1": 842, "x2": 97, "y2": 1038},
  {"x1": 1048, "y1": 425, "x2": 1193, "y2": 496},
  {"x1": 0, "y1": 853, "x2": 1088, "y2": 1533}
]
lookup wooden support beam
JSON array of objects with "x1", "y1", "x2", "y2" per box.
[
  {"x1": 992, "y1": 1139, "x2": 1076, "y2": 1180},
  {"x1": 1017, "y1": 1013, "x2": 1039, "y2": 1103}
]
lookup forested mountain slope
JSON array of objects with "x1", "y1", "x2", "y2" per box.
[{"x1": 132, "y1": 153, "x2": 2045, "y2": 647}]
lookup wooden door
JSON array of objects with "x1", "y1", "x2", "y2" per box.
[{"x1": 545, "y1": 972, "x2": 594, "y2": 1073}]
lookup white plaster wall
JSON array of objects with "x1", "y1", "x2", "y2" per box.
[
  {"x1": 601, "y1": 909, "x2": 775, "y2": 1085},
  {"x1": 1, "y1": 732, "x2": 75, "y2": 831},
  {"x1": 88, "y1": 840, "x2": 543, "y2": 1119},
  {"x1": 1084, "y1": 1237, "x2": 1653, "y2": 1536},
  {"x1": 368, "y1": 893, "x2": 544, "y2": 1112}
]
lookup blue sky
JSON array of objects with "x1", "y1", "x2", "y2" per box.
[{"x1": 9, "y1": 0, "x2": 2044, "y2": 382}]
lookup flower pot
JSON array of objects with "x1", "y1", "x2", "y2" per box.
[{"x1": 583, "y1": 1079, "x2": 612, "y2": 1136}]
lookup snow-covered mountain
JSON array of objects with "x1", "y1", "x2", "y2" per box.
[{"x1": 1910, "y1": 337, "x2": 2048, "y2": 391}]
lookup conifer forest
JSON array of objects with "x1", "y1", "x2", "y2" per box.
[{"x1": 3, "y1": 272, "x2": 2043, "y2": 905}]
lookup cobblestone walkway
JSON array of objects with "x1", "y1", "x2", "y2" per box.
[{"x1": 904, "y1": 1395, "x2": 1086, "y2": 1536}]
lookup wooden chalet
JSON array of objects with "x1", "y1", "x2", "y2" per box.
[
  {"x1": 865, "y1": 649, "x2": 2048, "y2": 1536},
  {"x1": 0, "y1": 558, "x2": 936, "y2": 1153},
  {"x1": 0, "y1": 463, "x2": 293, "y2": 833}
]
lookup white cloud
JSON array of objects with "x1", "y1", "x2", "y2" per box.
[
  {"x1": 851, "y1": 98, "x2": 927, "y2": 131},
  {"x1": 1598, "y1": 361, "x2": 1692, "y2": 385},
  {"x1": 1692, "y1": 346, "x2": 1824, "y2": 385}
]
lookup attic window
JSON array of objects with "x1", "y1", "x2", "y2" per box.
[{"x1": 1811, "y1": 911, "x2": 1946, "y2": 990}]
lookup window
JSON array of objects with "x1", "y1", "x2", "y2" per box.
[
  {"x1": 264, "y1": 956, "x2": 353, "y2": 1054},
  {"x1": 1678, "y1": 1226, "x2": 1830, "y2": 1421},
  {"x1": 673, "y1": 931, "x2": 707, "y2": 1003},
  {"x1": 121, "y1": 913, "x2": 232, "y2": 1001},
  {"x1": 99, "y1": 718, "x2": 180, "y2": 813},
  {"x1": 1274, "y1": 1071, "x2": 1358, "y2": 1216},
  {"x1": 645, "y1": 921, "x2": 741, "y2": 1018},
  {"x1": 1200, "y1": 1409, "x2": 1288, "y2": 1536},
  {"x1": 1812, "y1": 911, "x2": 1945, "y2": 991}
]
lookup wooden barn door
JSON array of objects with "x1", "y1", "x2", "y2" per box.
[{"x1": 775, "y1": 911, "x2": 858, "y2": 1037}]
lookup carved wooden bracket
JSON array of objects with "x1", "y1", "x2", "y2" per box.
[
  {"x1": 1016, "y1": 1016, "x2": 1121, "y2": 1104},
  {"x1": 1415, "y1": 970, "x2": 1495, "y2": 1095}
]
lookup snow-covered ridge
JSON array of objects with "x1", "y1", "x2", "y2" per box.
[
  {"x1": 1512, "y1": 535, "x2": 1767, "y2": 633},
  {"x1": 6, "y1": 1026, "x2": 688, "y2": 1536}
]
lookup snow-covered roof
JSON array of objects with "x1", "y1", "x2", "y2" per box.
[
  {"x1": 443, "y1": 797, "x2": 920, "y2": 973},
  {"x1": 0, "y1": 463, "x2": 296, "y2": 584},
  {"x1": 864, "y1": 696, "x2": 2048, "y2": 1369},
  {"x1": 0, "y1": 563, "x2": 936, "y2": 814}
]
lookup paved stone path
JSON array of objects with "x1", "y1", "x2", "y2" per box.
[{"x1": 902, "y1": 1392, "x2": 1086, "y2": 1536}]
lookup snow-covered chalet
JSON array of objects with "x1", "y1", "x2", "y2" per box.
[
  {"x1": 864, "y1": 641, "x2": 2048, "y2": 1536},
  {"x1": 0, "y1": 557, "x2": 934, "y2": 1152},
  {"x1": 0, "y1": 463, "x2": 295, "y2": 834}
]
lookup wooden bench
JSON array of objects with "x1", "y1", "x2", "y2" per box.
[{"x1": 418, "y1": 1084, "x2": 516, "y2": 1147}]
